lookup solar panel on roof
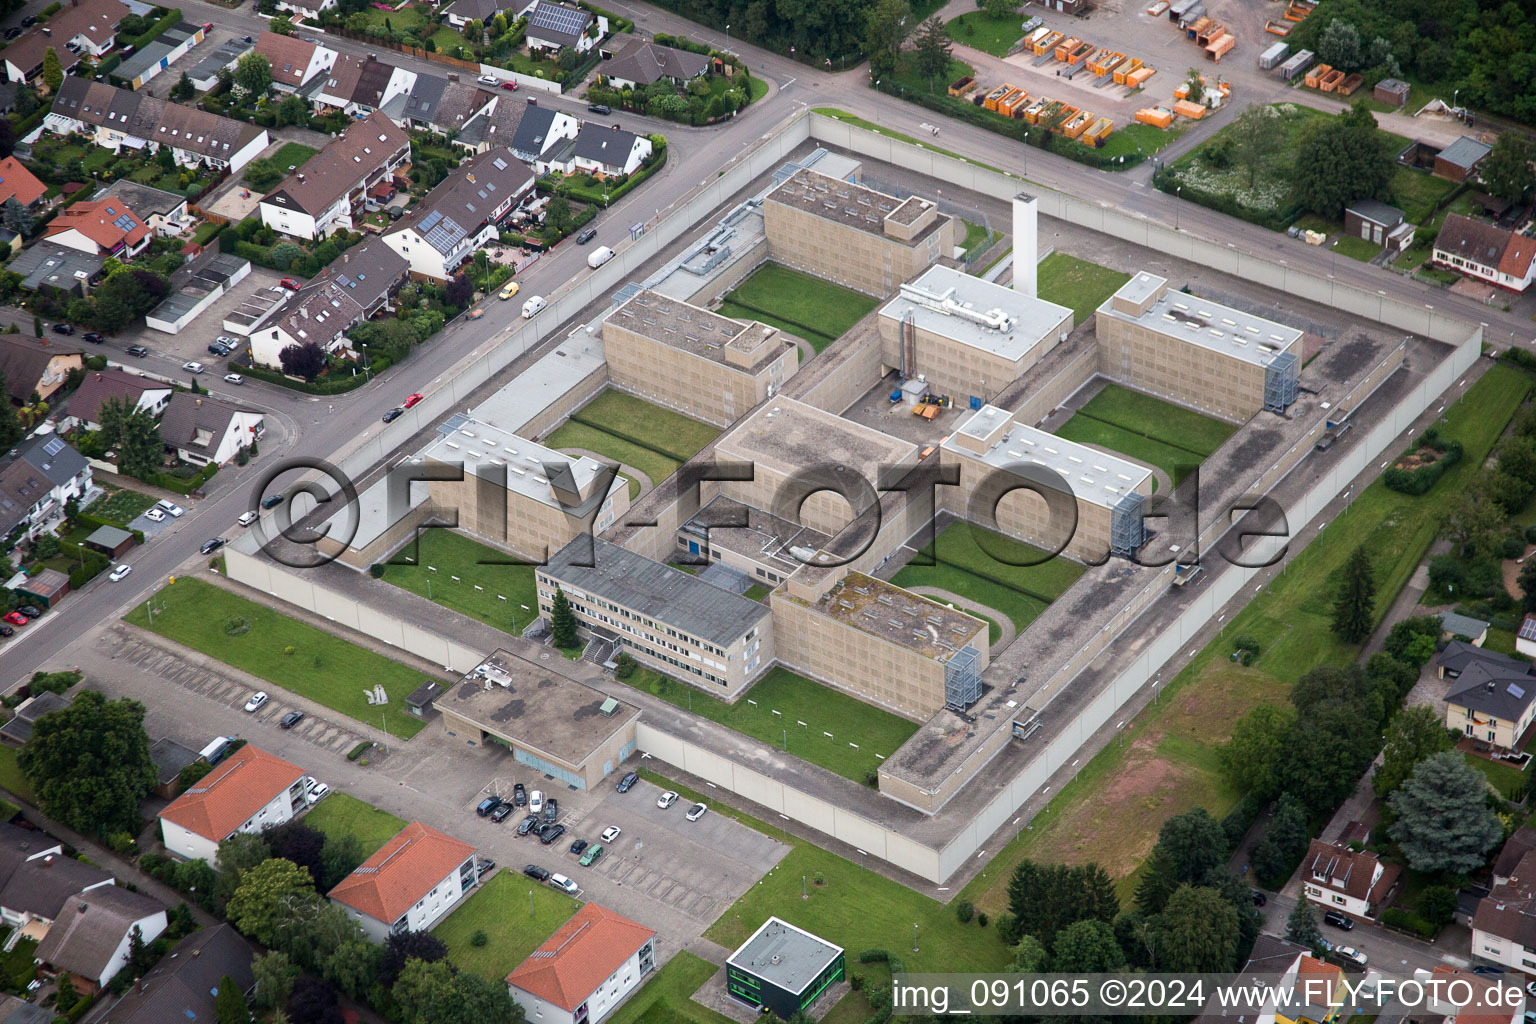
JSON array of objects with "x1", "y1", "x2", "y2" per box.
[
  {"x1": 1511, "y1": 684, "x2": 1527, "y2": 700},
  {"x1": 492, "y1": 157, "x2": 508, "y2": 171},
  {"x1": 112, "y1": 214, "x2": 137, "y2": 232},
  {"x1": 42, "y1": 437, "x2": 64, "y2": 456},
  {"x1": 530, "y1": 1, "x2": 589, "y2": 35}
]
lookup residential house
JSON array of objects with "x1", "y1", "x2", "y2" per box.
[
  {"x1": 1425, "y1": 967, "x2": 1521, "y2": 1024},
  {"x1": 1474, "y1": 854, "x2": 1536, "y2": 974},
  {"x1": 506, "y1": 902, "x2": 656, "y2": 1024},
  {"x1": 599, "y1": 37, "x2": 709, "y2": 90},
  {"x1": 313, "y1": 53, "x2": 415, "y2": 118},
  {"x1": 248, "y1": 280, "x2": 365, "y2": 368},
  {"x1": 1272, "y1": 954, "x2": 1347, "y2": 1024},
  {"x1": 95, "y1": 180, "x2": 193, "y2": 237},
  {"x1": 443, "y1": 0, "x2": 519, "y2": 29},
  {"x1": 1432, "y1": 213, "x2": 1536, "y2": 293},
  {"x1": 47, "y1": 77, "x2": 271, "y2": 173},
  {"x1": 43, "y1": 198, "x2": 150, "y2": 258},
  {"x1": 327, "y1": 235, "x2": 410, "y2": 317},
  {"x1": 385, "y1": 73, "x2": 495, "y2": 136},
  {"x1": 1343, "y1": 199, "x2": 1406, "y2": 248},
  {"x1": 1491, "y1": 826, "x2": 1536, "y2": 886},
  {"x1": 1439, "y1": 642, "x2": 1536, "y2": 752},
  {"x1": 253, "y1": 31, "x2": 337, "y2": 93},
  {"x1": 158, "y1": 745, "x2": 306, "y2": 863},
  {"x1": 0, "y1": 821, "x2": 115, "y2": 938},
  {"x1": 3, "y1": 0, "x2": 129, "y2": 83},
  {"x1": 187, "y1": 37, "x2": 254, "y2": 92},
  {"x1": 455, "y1": 98, "x2": 526, "y2": 155},
  {"x1": 67, "y1": 368, "x2": 171, "y2": 429},
  {"x1": 259, "y1": 111, "x2": 411, "y2": 240},
  {"x1": 507, "y1": 104, "x2": 577, "y2": 164},
  {"x1": 78, "y1": 923, "x2": 253, "y2": 1024},
  {"x1": 273, "y1": 0, "x2": 337, "y2": 19},
  {"x1": 115, "y1": 23, "x2": 206, "y2": 91},
  {"x1": 0, "y1": 435, "x2": 91, "y2": 539},
  {"x1": 1518, "y1": 615, "x2": 1536, "y2": 658},
  {"x1": 521, "y1": 0, "x2": 605, "y2": 55},
  {"x1": 35, "y1": 886, "x2": 167, "y2": 994},
  {"x1": 1435, "y1": 136, "x2": 1493, "y2": 182},
  {"x1": 6, "y1": 242, "x2": 105, "y2": 297},
  {"x1": 0, "y1": 157, "x2": 48, "y2": 214},
  {"x1": 381, "y1": 145, "x2": 536, "y2": 282},
  {"x1": 158, "y1": 392, "x2": 265, "y2": 467},
  {"x1": 571, "y1": 123, "x2": 650, "y2": 177},
  {"x1": 1300, "y1": 839, "x2": 1397, "y2": 920},
  {"x1": 327, "y1": 821, "x2": 477, "y2": 942},
  {"x1": 1440, "y1": 610, "x2": 1490, "y2": 646},
  {"x1": 0, "y1": 335, "x2": 83, "y2": 403}
]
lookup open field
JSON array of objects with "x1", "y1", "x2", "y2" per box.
[
  {"x1": 381, "y1": 529, "x2": 539, "y2": 633},
  {"x1": 303, "y1": 793, "x2": 406, "y2": 858},
  {"x1": 1390, "y1": 165, "x2": 1457, "y2": 224},
  {"x1": 123, "y1": 578, "x2": 431, "y2": 738},
  {"x1": 544, "y1": 420, "x2": 660, "y2": 500},
  {"x1": 434, "y1": 871, "x2": 580, "y2": 982},
  {"x1": 607, "y1": 952, "x2": 734, "y2": 1024},
  {"x1": 1036, "y1": 252, "x2": 1131, "y2": 327},
  {"x1": 628, "y1": 666, "x2": 919, "y2": 782},
  {"x1": 960, "y1": 363, "x2": 1532, "y2": 914},
  {"x1": 1055, "y1": 415, "x2": 1203, "y2": 488},
  {"x1": 719, "y1": 262, "x2": 878, "y2": 353}
]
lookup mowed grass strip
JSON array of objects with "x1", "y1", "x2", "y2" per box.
[
  {"x1": 960, "y1": 363, "x2": 1533, "y2": 916},
  {"x1": 717, "y1": 299, "x2": 833, "y2": 351},
  {"x1": 381, "y1": 530, "x2": 540, "y2": 633},
  {"x1": 1076, "y1": 383, "x2": 1236, "y2": 457},
  {"x1": 722, "y1": 263, "x2": 878, "y2": 353},
  {"x1": 606, "y1": 952, "x2": 734, "y2": 1024},
  {"x1": 571, "y1": 389, "x2": 719, "y2": 462},
  {"x1": 123, "y1": 577, "x2": 430, "y2": 738},
  {"x1": 628, "y1": 666, "x2": 919, "y2": 782},
  {"x1": 1035, "y1": 252, "x2": 1132, "y2": 327},
  {"x1": 543, "y1": 420, "x2": 670, "y2": 500},
  {"x1": 303, "y1": 793, "x2": 406, "y2": 858},
  {"x1": 1054, "y1": 413, "x2": 1202, "y2": 488},
  {"x1": 434, "y1": 871, "x2": 579, "y2": 982}
]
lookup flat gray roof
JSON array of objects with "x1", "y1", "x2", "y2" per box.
[
  {"x1": 442, "y1": 650, "x2": 639, "y2": 768},
  {"x1": 765, "y1": 168, "x2": 938, "y2": 243},
  {"x1": 715, "y1": 396, "x2": 917, "y2": 482},
  {"x1": 605, "y1": 289, "x2": 788, "y2": 370},
  {"x1": 464, "y1": 330, "x2": 605, "y2": 436},
  {"x1": 541, "y1": 538, "x2": 769, "y2": 648},
  {"x1": 805, "y1": 571, "x2": 985, "y2": 660},
  {"x1": 1098, "y1": 273, "x2": 1303, "y2": 367},
  {"x1": 421, "y1": 416, "x2": 622, "y2": 517},
  {"x1": 727, "y1": 917, "x2": 842, "y2": 995},
  {"x1": 879, "y1": 265, "x2": 1073, "y2": 363},
  {"x1": 85, "y1": 524, "x2": 133, "y2": 547},
  {"x1": 323, "y1": 472, "x2": 429, "y2": 551},
  {"x1": 680, "y1": 495, "x2": 830, "y2": 577},
  {"x1": 944, "y1": 406, "x2": 1151, "y2": 510}
]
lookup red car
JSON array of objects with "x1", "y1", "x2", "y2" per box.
[
  {"x1": 501, "y1": 80, "x2": 518, "y2": 90},
  {"x1": 2, "y1": 612, "x2": 25, "y2": 627},
  {"x1": 403, "y1": 393, "x2": 424, "y2": 409},
  {"x1": 279, "y1": 278, "x2": 301, "y2": 291}
]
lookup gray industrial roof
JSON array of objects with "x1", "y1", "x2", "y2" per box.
[
  {"x1": 421, "y1": 416, "x2": 622, "y2": 518},
  {"x1": 1439, "y1": 610, "x2": 1489, "y2": 639},
  {"x1": 1346, "y1": 199, "x2": 1405, "y2": 227},
  {"x1": 1438, "y1": 135, "x2": 1492, "y2": 171},
  {"x1": 715, "y1": 396, "x2": 917, "y2": 481},
  {"x1": 879, "y1": 265, "x2": 1073, "y2": 362},
  {"x1": 1098, "y1": 273, "x2": 1302, "y2": 367},
  {"x1": 727, "y1": 917, "x2": 842, "y2": 995},
  {"x1": 541, "y1": 538, "x2": 769, "y2": 648},
  {"x1": 944, "y1": 406, "x2": 1151, "y2": 510}
]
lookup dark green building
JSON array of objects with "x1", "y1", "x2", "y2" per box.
[{"x1": 726, "y1": 917, "x2": 845, "y2": 1020}]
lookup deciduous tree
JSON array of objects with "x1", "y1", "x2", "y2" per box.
[
  {"x1": 1051, "y1": 919, "x2": 1125, "y2": 972},
  {"x1": 864, "y1": 0, "x2": 912, "y2": 80},
  {"x1": 235, "y1": 52, "x2": 273, "y2": 97},
  {"x1": 1135, "y1": 808, "x2": 1228, "y2": 915},
  {"x1": 1480, "y1": 133, "x2": 1536, "y2": 205},
  {"x1": 252, "y1": 951, "x2": 298, "y2": 1011},
  {"x1": 1151, "y1": 885, "x2": 1239, "y2": 972},
  {"x1": 1374, "y1": 704, "x2": 1457, "y2": 797},
  {"x1": 1219, "y1": 702, "x2": 1296, "y2": 801},
  {"x1": 380, "y1": 930, "x2": 449, "y2": 988},
  {"x1": 278, "y1": 341, "x2": 327, "y2": 381},
  {"x1": 18, "y1": 690, "x2": 156, "y2": 837},
  {"x1": 226, "y1": 858, "x2": 319, "y2": 948},
  {"x1": 1294, "y1": 103, "x2": 1394, "y2": 219},
  {"x1": 1317, "y1": 18, "x2": 1362, "y2": 70}
]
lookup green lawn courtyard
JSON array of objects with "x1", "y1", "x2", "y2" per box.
[
  {"x1": 434, "y1": 870, "x2": 580, "y2": 982},
  {"x1": 1036, "y1": 252, "x2": 1131, "y2": 327},
  {"x1": 1055, "y1": 383, "x2": 1236, "y2": 486},
  {"x1": 607, "y1": 952, "x2": 733, "y2": 1024},
  {"x1": 302, "y1": 793, "x2": 406, "y2": 858},
  {"x1": 268, "y1": 142, "x2": 318, "y2": 174},
  {"x1": 381, "y1": 529, "x2": 539, "y2": 634},
  {"x1": 123, "y1": 577, "x2": 432, "y2": 738},
  {"x1": 627, "y1": 666, "x2": 920, "y2": 782},
  {"x1": 891, "y1": 521, "x2": 1086, "y2": 639},
  {"x1": 545, "y1": 389, "x2": 719, "y2": 499},
  {"x1": 944, "y1": 10, "x2": 1034, "y2": 56},
  {"x1": 717, "y1": 262, "x2": 878, "y2": 352}
]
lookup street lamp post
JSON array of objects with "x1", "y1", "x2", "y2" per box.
[{"x1": 725, "y1": 23, "x2": 730, "y2": 50}]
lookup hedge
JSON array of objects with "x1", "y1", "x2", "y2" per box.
[
  {"x1": 1383, "y1": 427, "x2": 1463, "y2": 495},
  {"x1": 75, "y1": 511, "x2": 145, "y2": 543},
  {"x1": 123, "y1": 7, "x2": 183, "y2": 52},
  {"x1": 1381, "y1": 907, "x2": 1438, "y2": 939},
  {"x1": 347, "y1": 741, "x2": 374, "y2": 761},
  {"x1": 152, "y1": 462, "x2": 218, "y2": 494},
  {"x1": 239, "y1": 361, "x2": 374, "y2": 395}
]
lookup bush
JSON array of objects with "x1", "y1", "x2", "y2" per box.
[
  {"x1": 955, "y1": 899, "x2": 975, "y2": 923},
  {"x1": 471, "y1": 929, "x2": 489, "y2": 947},
  {"x1": 346, "y1": 741, "x2": 373, "y2": 761},
  {"x1": 369, "y1": 563, "x2": 386, "y2": 579},
  {"x1": 1384, "y1": 428, "x2": 1464, "y2": 495},
  {"x1": 1381, "y1": 906, "x2": 1437, "y2": 939},
  {"x1": 977, "y1": 912, "x2": 988, "y2": 927}
]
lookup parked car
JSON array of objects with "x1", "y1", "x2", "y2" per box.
[
  {"x1": 523, "y1": 864, "x2": 550, "y2": 881},
  {"x1": 108, "y1": 563, "x2": 133, "y2": 582},
  {"x1": 1, "y1": 612, "x2": 23, "y2": 627},
  {"x1": 51, "y1": 322, "x2": 74, "y2": 335},
  {"x1": 182, "y1": 361, "x2": 205, "y2": 374},
  {"x1": 261, "y1": 494, "x2": 285, "y2": 509},
  {"x1": 3, "y1": 28, "x2": 21, "y2": 40},
  {"x1": 490, "y1": 803, "x2": 514, "y2": 823},
  {"x1": 200, "y1": 538, "x2": 225, "y2": 555},
  {"x1": 127, "y1": 345, "x2": 149, "y2": 357},
  {"x1": 16, "y1": 606, "x2": 40, "y2": 619},
  {"x1": 476, "y1": 858, "x2": 496, "y2": 877},
  {"x1": 510, "y1": 783, "x2": 527, "y2": 806},
  {"x1": 475, "y1": 796, "x2": 502, "y2": 817},
  {"x1": 517, "y1": 815, "x2": 539, "y2": 836},
  {"x1": 300, "y1": 781, "x2": 326, "y2": 809},
  {"x1": 657, "y1": 791, "x2": 678, "y2": 809},
  {"x1": 207, "y1": 341, "x2": 230, "y2": 356},
  {"x1": 600, "y1": 825, "x2": 621, "y2": 843},
  {"x1": 279, "y1": 710, "x2": 305, "y2": 729},
  {"x1": 1250, "y1": 889, "x2": 1267, "y2": 907},
  {"x1": 403, "y1": 392, "x2": 423, "y2": 408},
  {"x1": 382, "y1": 407, "x2": 403, "y2": 423},
  {"x1": 21, "y1": 14, "x2": 37, "y2": 25},
  {"x1": 685, "y1": 802, "x2": 708, "y2": 822},
  {"x1": 548, "y1": 872, "x2": 578, "y2": 894},
  {"x1": 616, "y1": 771, "x2": 638, "y2": 793},
  {"x1": 477, "y1": 74, "x2": 497, "y2": 85},
  {"x1": 83, "y1": 332, "x2": 103, "y2": 344},
  {"x1": 244, "y1": 691, "x2": 269, "y2": 712},
  {"x1": 158, "y1": 500, "x2": 185, "y2": 517},
  {"x1": 539, "y1": 823, "x2": 566, "y2": 845},
  {"x1": 579, "y1": 844, "x2": 603, "y2": 867},
  {"x1": 144, "y1": 507, "x2": 166, "y2": 522},
  {"x1": 225, "y1": 374, "x2": 244, "y2": 385},
  {"x1": 499, "y1": 281, "x2": 520, "y2": 301},
  {"x1": 0, "y1": 626, "x2": 12, "y2": 637},
  {"x1": 279, "y1": 278, "x2": 301, "y2": 291},
  {"x1": 1323, "y1": 910, "x2": 1354, "y2": 931},
  {"x1": 543, "y1": 798, "x2": 559, "y2": 823},
  {"x1": 576, "y1": 227, "x2": 597, "y2": 245},
  {"x1": 569, "y1": 838, "x2": 588, "y2": 856},
  {"x1": 1473, "y1": 965, "x2": 1505, "y2": 976},
  {"x1": 1336, "y1": 947, "x2": 1367, "y2": 967},
  {"x1": 529, "y1": 790, "x2": 544, "y2": 814},
  {"x1": 587, "y1": 103, "x2": 610, "y2": 115},
  {"x1": 501, "y1": 79, "x2": 518, "y2": 90},
  {"x1": 238, "y1": 510, "x2": 259, "y2": 526}
]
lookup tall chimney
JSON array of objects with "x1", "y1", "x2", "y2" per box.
[{"x1": 1012, "y1": 192, "x2": 1038, "y2": 298}]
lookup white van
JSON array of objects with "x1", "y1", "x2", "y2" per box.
[
  {"x1": 587, "y1": 245, "x2": 615, "y2": 270},
  {"x1": 521, "y1": 295, "x2": 547, "y2": 319}
]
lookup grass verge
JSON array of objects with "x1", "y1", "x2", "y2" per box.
[
  {"x1": 381, "y1": 529, "x2": 539, "y2": 634},
  {"x1": 606, "y1": 951, "x2": 734, "y2": 1024},
  {"x1": 434, "y1": 870, "x2": 580, "y2": 982},
  {"x1": 720, "y1": 263, "x2": 878, "y2": 353},
  {"x1": 0, "y1": 747, "x2": 34, "y2": 804},
  {"x1": 303, "y1": 792, "x2": 406, "y2": 858},
  {"x1": 1036, "y1": 252, "x2": 1131, "y2": 327}
]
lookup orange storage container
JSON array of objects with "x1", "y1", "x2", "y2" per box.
[
  {"x1": 1034, "y1": 30, "x2": 1063, "y2": 55},
  {"x1": 1054, "y1": 35, "x2": 1081, "y2": 61},
  {"x1": 1081, "y1": 117, "x2": 1114, "y2": 145},
  {"x1": 998, "y1": 88, "x2": 1030, "y2": 116},
  {"x1": 1205, "y1": 32, "x2": 1234, "y2": 60},
  {"x1": 1172, "y1": 98, "x2": 1207, "y2": 118},
  {"x1": 1127, "y1": 66, "x2": 1156, "y2": 86},
  {"x1": 1303, "y1": 62, "x2": 1332, "y2": 87},
  {"x1": 1061, "y1": 110, "x2": 1095, "y2": 138},
  {"x1": 1022, "y1": 97, "x2": 1050, "y2": 123},
  {"x1": 1096, "y1": 52, "x2": 1126, "y2": 77},
  {"x1": 1067, "y1": 41, "x2": 1094, "y2": 64},
  {"x1": 983, "y1": 84, "x2": 1012, "y2": 111},
  {"x1": 1114, "y1": 57, "x2": 1144, "y2": 84},
  {"x1": 1337, "y1": 72, "x2": 1364, "y2": 95},
  {"x1": 1135, "y1": 107, "x2": 1174, "y2": 128},
  {"x1": 1319, "y1": 67, "x2": 1345, "y2": 91}
]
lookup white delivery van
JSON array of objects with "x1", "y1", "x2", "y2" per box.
[
  {"x1": 587, "y1": 245, "x2": 615, "y2": 270},
  {"x1": 521, "y1": 295, "x2": 547, "y2": 319}
]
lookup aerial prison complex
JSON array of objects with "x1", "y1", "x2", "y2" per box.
[{"x1": 224, "y1": 149, "x2": 1479, "y2": 885}]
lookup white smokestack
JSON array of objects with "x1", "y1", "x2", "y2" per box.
[{"x1": 1012, "y1": 192, "x2": 1038, "y2": 298}]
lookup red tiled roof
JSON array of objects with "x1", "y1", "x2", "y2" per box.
[
  {"x1": 327, "y1": 821, "x2": 474, "y2": 924},
  {"x1": 507, "y1": 902, "x2": 654, "y2": 1011},
  {"x1": 1303, "y1": 840, "x2": 1386, "y2": 902},
  {"x1": 0, "y1": 157, "x2": 46, "y2": 208},
  {"x1": 1498, "y1": 233, "x2": 1536, "y2": 281},
  {"x1": 44, "y1": 199, "x2": 149, "y2": 253},
  {"x1": 158, "y1": 746, "x2": 304, "y2": 842}
]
